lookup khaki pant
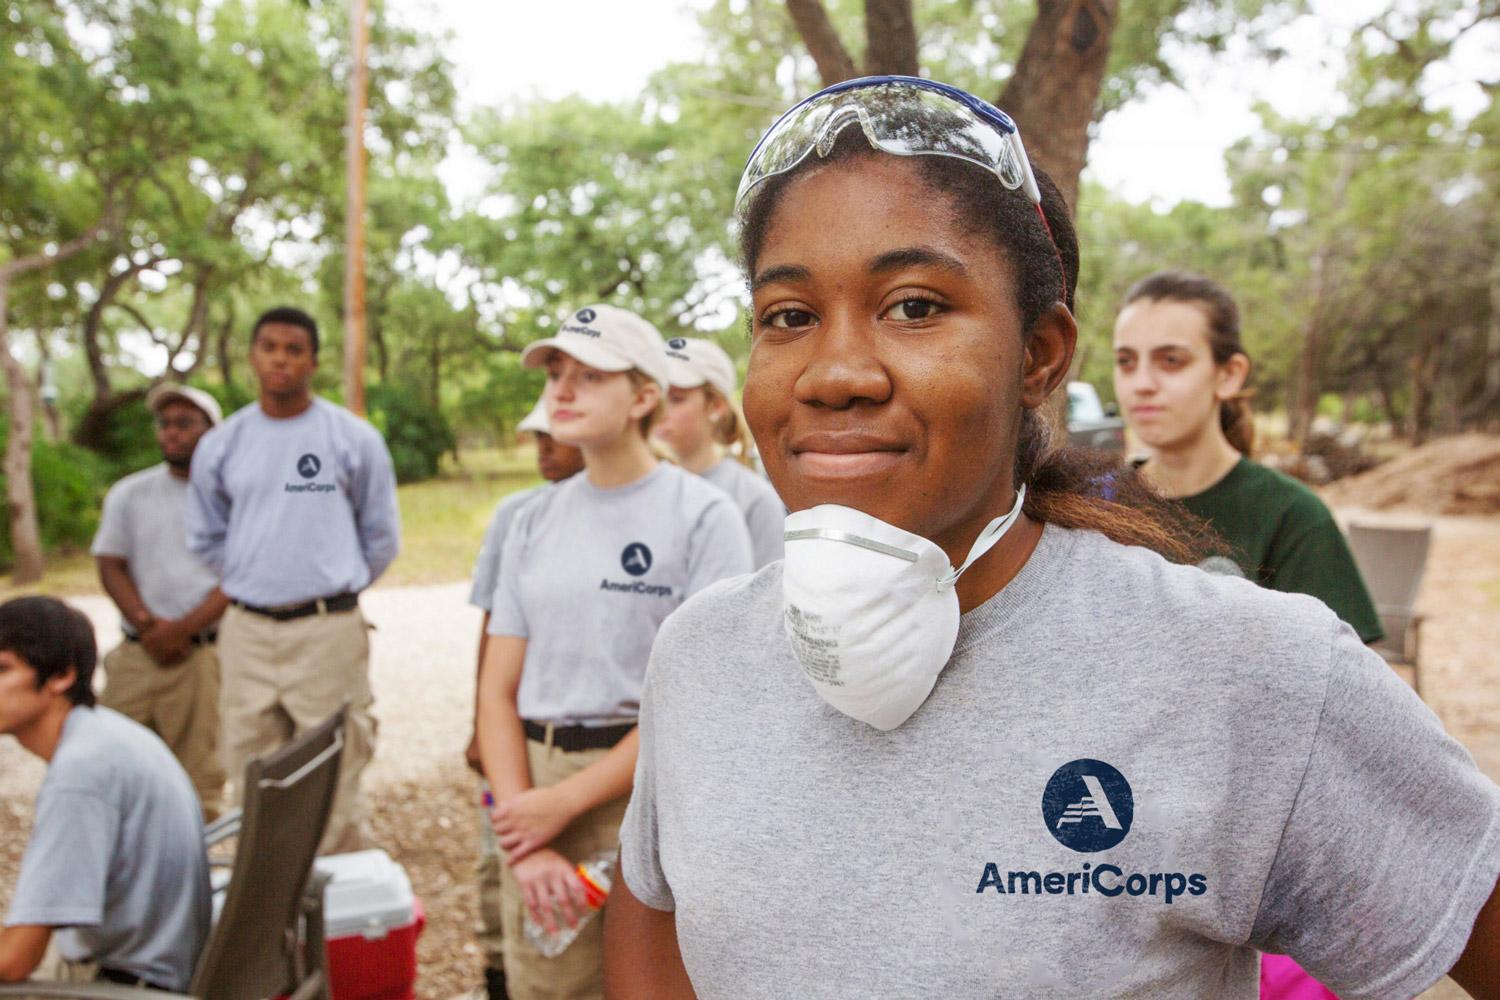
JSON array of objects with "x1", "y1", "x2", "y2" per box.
[
  {"x1": 476, "y1": 780, "x2": 505, "y2": 969},
  {"x1": 100, "y1": 639, "x2": 226, "y2": 819},
  {"x1": 217, "y1": 603, "x2": 376, "y2": 854},
  {"x1": 499, "y1": 739, "x2": 629, "y2": 1000}
]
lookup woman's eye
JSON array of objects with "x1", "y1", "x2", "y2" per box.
[
  {"x1": 1115, "y1": 356, "x2": 1134, "y2": 371},
  {"x1": 765, "y1": 308, "x2": 815, "y2": 330},
  {"x1": 885, "y1": 297, "x2": 940, "y2": 322}
]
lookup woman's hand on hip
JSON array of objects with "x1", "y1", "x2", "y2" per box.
[
  {"x1": 511, "y1": 848, "x2": 587, "y2": 934},
  {"x1": 493, "y1": 785, "x2": 577, "y2": 863}
]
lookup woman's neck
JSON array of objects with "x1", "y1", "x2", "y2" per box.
[
  {"x1": 583, "y1": 430, "x2": 659, "y2": 488},
  {"x1": 676, "y1": 437, "x2": 723, "y2": 475},
  {"x1": 1140, "y1": 426, "x2": 1242, "y2": 499}
]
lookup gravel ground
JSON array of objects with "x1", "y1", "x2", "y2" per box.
[{"x1": 2, "y1": 513, "x2": 1498, "y2": 998}]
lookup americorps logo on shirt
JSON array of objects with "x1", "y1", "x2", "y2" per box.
[
  {"x1": 975, "y1": 757, "x2": 1208, "y2": 905},
  {"x1": 284, "y1": 452, "x2": 336, "y2": 494},
  {"x1": 599, "y1": 541, "x2": 673, "y2": 597},
  {"x1": 1042, "y1": 758, "x2": 1133, "y2": 852}
]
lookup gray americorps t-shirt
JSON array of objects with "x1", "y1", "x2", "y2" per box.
[
  {"x1": 469, "y1": 483, "x2": 548, "y2": 611},
  {"x1": 6, "y1": 707, "x2": 210, "y2": 991},
  {"x1": 700, "y1": 458, "x2": 785, "y2": 570},
  {"x1": 91, "y1": 464, "x2": 218, "y2": 621},
  {"x1": 186, "y1": 397, "x2": 400, "y2": 606},
  {"x1": 489, "y1": 462, "x2": 753, "y2": 725},
  {"x1": 621, "y1": 525, "x2": 1500, "y2": 1000}
]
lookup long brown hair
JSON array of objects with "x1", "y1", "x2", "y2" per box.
[
  {"x1": 740, "y1": 131, "x2": 1209, "y2": 564},
  {"x1": 702, "y1": 384, "x2": 756, "y2": 466},
  {"x1": 1122, "y1": 271, "x2": 1254, "y2": 455}
]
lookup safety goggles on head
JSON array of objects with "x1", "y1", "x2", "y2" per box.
[{"x1": 735, "y1": 75, "x2": 1044, "y2": 216}]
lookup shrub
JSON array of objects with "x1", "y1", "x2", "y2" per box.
[{"x1": 366, "y1": 382, "x2": 456, "y2": 484}]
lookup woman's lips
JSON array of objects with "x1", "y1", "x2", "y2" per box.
[{"x1": 789, "y1": 432, "x2": 907, "y2": 478}]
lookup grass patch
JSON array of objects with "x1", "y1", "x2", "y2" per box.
[{"x1": 0, "y1": 447, "x2": 542, "y2": 600}]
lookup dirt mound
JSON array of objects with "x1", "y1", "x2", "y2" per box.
[{"x1": 1321, "y1": 433, "x2": 1500, "y2": 515}]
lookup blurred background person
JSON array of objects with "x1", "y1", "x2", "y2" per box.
[
  {"x1": 1113, "y1": 270, "x2": 1383, "y2": 644},
  {"x1": 92, "y1": 383, "x2": 227, "y2": 819},
  {"x1": 655, "y1": 336, "x2": 785, "y2": 568},
  {"x1": 187, "y1": 306, "x2": 400, "y2": 854},
  {"x1": 463, "y1": 393, "x2": 584, "y2": 1000}
]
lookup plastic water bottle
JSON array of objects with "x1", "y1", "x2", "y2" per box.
[{"x1": 523, "y1": 850, "x2": 615, "y2": 957}]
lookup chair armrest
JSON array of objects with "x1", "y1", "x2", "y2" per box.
[
  {"x1": 0, "y1": 983, "x2": 193, "y2": 999},
  {"x1": 202, "y1": 809, "x2": 242, "y2": 848}
]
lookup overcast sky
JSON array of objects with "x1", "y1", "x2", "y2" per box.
[{"x1": 393, "y1": 0, "x2": 1497, "y2": 210}]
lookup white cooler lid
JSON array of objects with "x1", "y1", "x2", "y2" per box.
[{"x1": 314, "y1": 849, "x2": 417, "y2": 940}]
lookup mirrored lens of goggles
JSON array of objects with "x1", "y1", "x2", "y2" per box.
[{"x1": 736, "y1": 83, "x2": 1030, "y2": 211}]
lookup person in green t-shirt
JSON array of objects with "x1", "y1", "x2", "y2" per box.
[
  {"x1": 1114, "y1": 269, "x2": 1386, "y2": 1000},
  {"x1": 1112, "y1": 270, "x2": 1383, "y2": 645}
]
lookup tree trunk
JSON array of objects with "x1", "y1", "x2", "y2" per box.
[
  {"x1": 1484, "y1": 250, "x2": 1500, "y2": 427},
  {"x1": 863, "y1": 0, "x2": 918, "y2": 76},
  {"x1": 997, "y1": 0, "x2": 1119, "y2": 212},
  {"x1": 786, "y1": 0, "x2": 857, "y2": 85},
  {"x1": 0, "y1": 216, "x2": 110, "y2": 582},
  {"x1": 33, "y1": 331, "x2": 61, "y2": 442},
  {"x1": 216, "y1": 303, "x2": 236, "y2": 391},
  {"x1": 1290, "y1": 153, "x2": 1355, "y2": 446},
  {"x1": 0, "y1": 280, "x2": 45, "y2": 583},
  {"x1": 343, "y1": 0, "x2": 371, "y2": 417},
  {"x1": 1408, "y1": 323, "x2": 1442, "y2": 446}
]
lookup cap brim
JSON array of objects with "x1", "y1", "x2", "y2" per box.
[{"x1": 520, "y1": 337, "x2": 634, "y2": 372}]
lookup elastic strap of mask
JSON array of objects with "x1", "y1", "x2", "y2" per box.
[
  {"x1": 937, "y1": 483, "x2": 1027, "y2": 588},
  {"x1": 783, "y1": 527, "x2": 920, "y2": 563}
]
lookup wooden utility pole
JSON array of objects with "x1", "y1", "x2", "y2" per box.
[{"x1": 343, "y1": 0, "x2": 370, "y2": 416}]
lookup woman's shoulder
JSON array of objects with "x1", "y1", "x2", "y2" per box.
[
  {"x1": 1229, "y1": 458, "x2": 1338, "y2": 522},
  {"x1": 652, "y1": 562, "x2": 783, "y2": 667},
  {"x1": 1058, "y1": 526, "x2": 1347, "y2": 670}
]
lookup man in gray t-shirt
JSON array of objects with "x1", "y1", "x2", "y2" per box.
[
  {"x1": 186, "y1": 306, "x2": 400, "y2": 852},
  {"x1": 620, "y1": 526, "x2": 1500, "y2": 999},
  {"x1": 0, "y1": 597, "x2": 209, "y2": 992},
  {"x1": 93, "y1": 383, "x2": 227, "y2": 816}
]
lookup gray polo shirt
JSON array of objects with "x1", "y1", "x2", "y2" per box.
[
  {"x1": 621, "y1": 525, "x2": 1500, "y2": 999},
  {"x1": 186, "y1": 397, "x2": 401, "y2": 606},
  {"x1": 91, "y1": 464, "x2": 218, "y2": 621},
  {"x1": 469, "y1": 483, "x2": 547, "y2": 611},
  {"x1": 5, "y1": 706, "x2": 210, "y2": 991},
  {"x1": 700, "y1": 458, "x2": 784, "y2": 569},
  {"x1": 489, "y1": 462, "x2": 752, "y2": 725}
]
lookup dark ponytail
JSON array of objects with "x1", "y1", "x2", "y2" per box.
[{"x1": 1123, "y1": 271, "x2": 1254, "y2": 456}]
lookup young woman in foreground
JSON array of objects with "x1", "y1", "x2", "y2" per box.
[{"x1": 602, "y1": 77, "x2": 1500, "y2": 999}]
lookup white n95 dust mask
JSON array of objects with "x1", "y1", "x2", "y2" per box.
[{"x1": 781, "y1": 485, "x2": 1027, "y2": 731}]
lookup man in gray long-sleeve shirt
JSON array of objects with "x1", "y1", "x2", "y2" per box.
[{"x1": 186, "y1": 305, "x2": 400, "y2": 852}]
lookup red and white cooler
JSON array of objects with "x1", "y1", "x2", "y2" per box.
[{"x1": 315, "y1": 849, "x2": 425, "y2": 1000}]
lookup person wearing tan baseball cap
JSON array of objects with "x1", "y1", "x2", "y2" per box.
[
  {"x1": 91, "y1": 383, "x2": 227, "y2": 817},
  {"x1": 655, "y1": 336, "x2": 785, "y2": 568},
  {"x1": 476, "y1": 305, "x2": 752, "y2": 1000},
  {"x1": 462, "y1": 392, "x2": 583, "y2": 1000}
]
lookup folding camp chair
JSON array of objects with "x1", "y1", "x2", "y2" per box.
[
  {"x1": 1, "y1": 706, "x2": 347, "y2": 1000},
  {"x1": 1346, "y1": 521, "x2": 1432, "y2": 696}
]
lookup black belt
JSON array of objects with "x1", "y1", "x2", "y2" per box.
[
  {"x1": 232, "y1": 592, "x2": 359, "y2": 621},
  {"x1": 124, "y1": 628, "x2": 216, "y2": 645},
  {"x1": 98, "y1": 966, "x2": 170, "y2": 990},
  {"x1": 523, "y1": 720, "x2": 635, "y2": 752}
]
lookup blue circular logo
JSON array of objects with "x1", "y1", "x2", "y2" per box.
[
  {"x1": 620, "y1": 542, "x2": 653, "y2": 577},
  {"x1": 1041, "y1": 759, "x2": 1133, "y2": 853},
  {"x1": 297, "y1": 453, "x2": 322, "y2": 479},
  {"x1": 576, "y1": 308, "x2": 597, "y2": 323},
  {"x1": 668, "y1": 337, "x2": 688, "y2": 350}
]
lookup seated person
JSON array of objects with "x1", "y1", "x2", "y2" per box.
[{"x1": 0, "y1": 596, "x2": 210, "y2": 991}]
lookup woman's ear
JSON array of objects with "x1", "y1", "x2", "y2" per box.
[
  {"x1": 1020, "y1": 303, "x2": 1078, "y2": 410},
  {"x1": 1216, "y1": 352, "x2": 1250, "y2": 401},
  {"x1": 630, "y1": 380, "x2": 663, "y2": 423}
]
